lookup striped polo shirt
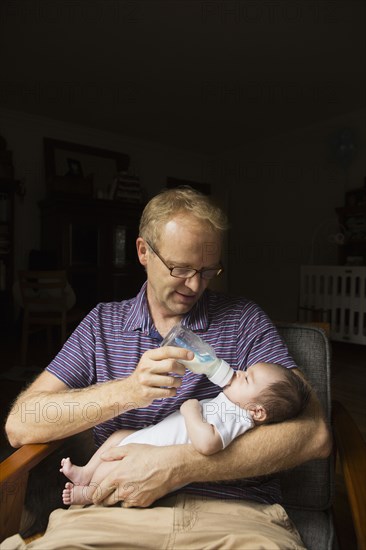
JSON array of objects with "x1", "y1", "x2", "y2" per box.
[{"x1": 47, "y1": 282, "x2": 297, "y2": 504}]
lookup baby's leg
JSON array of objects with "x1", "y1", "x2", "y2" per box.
[{"x1": 60, "y1": 429, "x2": 135, "y2": 486}]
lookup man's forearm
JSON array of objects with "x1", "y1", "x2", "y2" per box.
[
  {"x1": 6, "y1": 346, "x2": 189, "y2": 448},
  {"x1": 6, "y1": 378, "x2": 137, "y2": 447},
  {"x1": 98, "y1": 400, "x2": 330, "y2": 508},
  {"x1": 171, "y1": 392, "x2": 332, "y2": 487},
  {"x1": 95, "y1": 378, "x2": 332, "y2": 508}
]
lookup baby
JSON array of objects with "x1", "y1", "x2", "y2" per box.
[{"x1": 60, "y1": 362, "x2": 310, "y2": 505}]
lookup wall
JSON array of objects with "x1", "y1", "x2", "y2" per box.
[
  {"x1": 220, "y1": 108, "x2": 366, "y2": 321},
  {"x1": 2, "y1": 106, "x2": 364, "y2": 318},
  {"x1": 0, "y1": 107, "x2": 219, "y2": 279}
]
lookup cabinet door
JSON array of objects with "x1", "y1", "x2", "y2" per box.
[
  {"x1": 40, "y1": 198, "x2": 146, "y2": 312},
  {"x1": 67, "y1": 208, "x2": 145, "y2": 307},
  {"x1": 108, "y1": 222, "x2": 145, "y2": 303}
]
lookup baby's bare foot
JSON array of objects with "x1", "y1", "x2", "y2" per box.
[
  {"x1": 62, "y1": 481, "x2": 94, "y2": 506},
  {"x1": 62, "y1": 482, "x2": 74, "y2": 505},
  {"x1": 60, "y1": 457, "x2": 90, "y2": 485}
]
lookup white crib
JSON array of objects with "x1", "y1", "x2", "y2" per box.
[{"x1": 299, "y1": 266, "x2": 366, "y2": 345}]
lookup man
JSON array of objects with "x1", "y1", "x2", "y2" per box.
[{"x1": 4, "y1": 187, "x2": 331, "y2": 549}]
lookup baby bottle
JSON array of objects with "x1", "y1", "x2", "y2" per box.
[{"x1": 161, "y1": 323, "x2": 234, "y2": 387}]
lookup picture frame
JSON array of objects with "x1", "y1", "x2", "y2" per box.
[{"x1": 43, "y1": 138, "x2": 130, "y2": 198}]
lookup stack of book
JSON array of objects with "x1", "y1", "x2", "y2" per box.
[{"x1": 111, "y1": 173, "x2": 142, "y2": 203}]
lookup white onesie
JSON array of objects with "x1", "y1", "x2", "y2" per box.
[{"x1": 118, "y1": 393, "x2": 254, "y2": 450}]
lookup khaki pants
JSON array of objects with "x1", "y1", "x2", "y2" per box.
[{"x1": 1, "y1": 494, "x2": 306, "y2": 550}]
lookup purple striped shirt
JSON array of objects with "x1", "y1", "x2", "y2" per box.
[{"x1": 47, "y1": 282, "x2": 297, "y2": 504}]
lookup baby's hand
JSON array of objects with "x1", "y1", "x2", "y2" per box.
[{"x1": 180, "y1": 399, "x2": 200, "y2": 415}]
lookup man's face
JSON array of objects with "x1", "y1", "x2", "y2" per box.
[{"x1": 137, "y1": 214, "x2": 222, "y2": 321}]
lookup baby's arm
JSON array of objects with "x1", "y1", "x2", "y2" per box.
[{"x1": 180, "y1": 399, "x2": 223, "y2": 456}]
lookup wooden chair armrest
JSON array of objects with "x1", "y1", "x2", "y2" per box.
[
  {"x1": 332, "y1": 400, "x2": 366, "y2": 550},
  {"x1": 0, "y1": 441, "x2": 64, "y2": 542}
]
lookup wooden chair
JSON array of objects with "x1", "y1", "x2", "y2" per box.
[
  {"x1": 18, "y1": 270, "x2": 84, "y2": 366},
  {"x1": 0, "y1": 325, "x2": 365, "y2": 548},
  {"x1": 0, "y1": 441, "x2": 64, "y2": 541}
]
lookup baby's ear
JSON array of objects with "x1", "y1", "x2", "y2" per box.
[{"x1": 249, "y1": 404, "x2": 267, "y2": 423}]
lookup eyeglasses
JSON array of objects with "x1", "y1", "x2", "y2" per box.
[{"x1": 146, "y1": 241, "x2": 223, "y2": 280}]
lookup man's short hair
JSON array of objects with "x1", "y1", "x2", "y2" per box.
[{"x1": 139, "y1": 186, "x2": 229, "y2": 246}]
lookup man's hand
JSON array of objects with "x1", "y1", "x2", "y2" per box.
[
  {"x1": 126, "y1": 346, "x2": 193, "y2": 408},
  {"x1": 93, "y1": 443, "x2": 185, "y2": 507}
]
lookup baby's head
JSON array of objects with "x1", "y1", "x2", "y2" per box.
[
  {"x1": 255, "y1": 364, "x2": 311, "y2": 424},
  {"x1": 223, "y1": 363, "x2": 311, "y2": 425}
]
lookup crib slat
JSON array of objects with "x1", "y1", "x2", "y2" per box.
[{"x1": 300, "y1": 266, "x2": 366, "y2": 345}]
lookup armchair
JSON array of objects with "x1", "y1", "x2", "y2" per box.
[{"x1": 1, "y1": 325, "x2": 365, "y2": 549}]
